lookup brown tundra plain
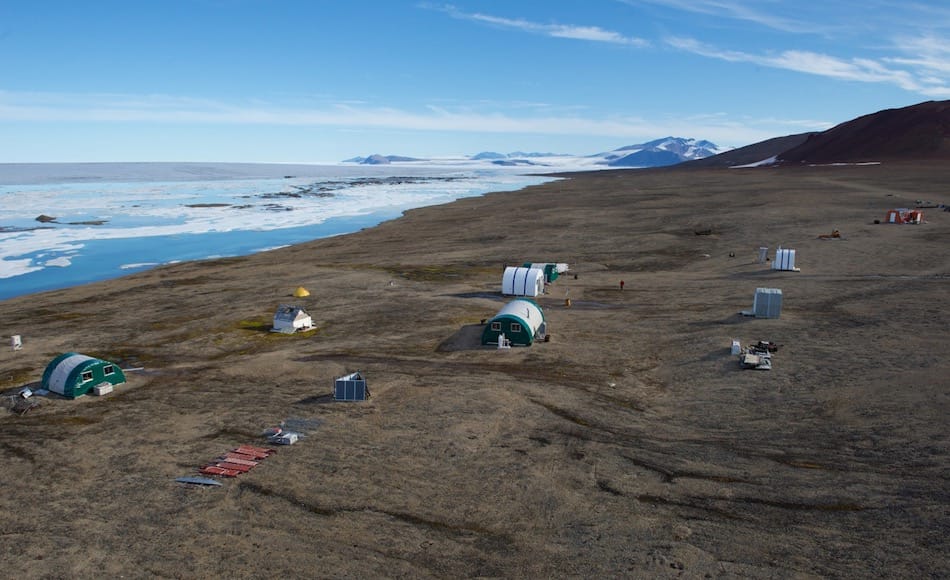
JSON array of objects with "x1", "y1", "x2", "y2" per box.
[{"x1": 1, "y1": 161, "x2": 948, "y2": 578}]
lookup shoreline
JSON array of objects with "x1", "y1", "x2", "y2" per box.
[
  {"x1": 0, "y1": 166, "x2": 564, "y2": 301},
  {"x1": 0, "y1": 206, "x2": 426, "y2": 302},
  {"x1": 1, "y1": 162, "x2": 947, "y2": 577}
]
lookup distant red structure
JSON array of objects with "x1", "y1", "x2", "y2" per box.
[{"x1": 885, "y1": 209, "x2": 922, "y2": 224}]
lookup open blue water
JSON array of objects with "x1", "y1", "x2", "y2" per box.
[
  {"x1": 4, "y1": 210, "x2": 401, "y2": 299},
  {"x1": 0, "y1": 162, "x2": 560, "y2": 301}
]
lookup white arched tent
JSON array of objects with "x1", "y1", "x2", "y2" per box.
[{"x1": 501, "y1": 266, "x2": 545, "y2": 297}]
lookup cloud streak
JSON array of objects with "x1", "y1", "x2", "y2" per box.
[
  {"x1": 624, "y1": 0, "x2": 950, "y2": 38},
  {"x1": 431, "y1": 4, "x2": 649, "y2": 47},
  {"x1": 886, "y1": 34, "x2": 950, "y2": 77},
  {"x1": 620, "y1": 0, "x2": 825, "y2": 35},
  {"x1": 0, "y1": 89, "x2": 813, "y2": 147},
  {"x1": 613, "y1": 1, "x2": 950, "y2": 96},
  {"x1": 665, "y1": 37, "x2": 950, "y2": 97},
  {"x1": 432, "y1": 2, "x2": 950, "y2": 97}
]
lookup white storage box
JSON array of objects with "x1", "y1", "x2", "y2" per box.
[{"x1": 93, "y1": 383, "x2": 114, "y2": 396}]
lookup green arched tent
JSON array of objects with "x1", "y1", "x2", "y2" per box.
[
  {"x1": 41, "y1": 352, "x2": 126, "y2": 399},
  {"x1": 481, "y1": 298, "x2": 546, "y2": 346}
]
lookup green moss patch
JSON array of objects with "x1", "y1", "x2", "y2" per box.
[{"x1": 0, "y1": 367, "x2": 35, "y2": 388}]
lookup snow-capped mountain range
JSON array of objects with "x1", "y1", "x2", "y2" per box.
[
  {"x1": 597, "y1": 137, "x2": 722, "y2": 167},
  {"x1": 343, "y1": 137, "x2": 727, "y2": 169}
]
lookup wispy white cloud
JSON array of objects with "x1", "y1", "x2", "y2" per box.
[
  {"x1": 428, "y1": 2, "x2": 950, "y2": 96},
  {"x1": 619, "y1": 0, "x2": 825, "y2": 34},
  {"x1": 621, "y1": 0, "x2": 950, "y2": 96},
  {"x1": 768, "y1": 52, "x2": 920, "y2": 90},
  {"x1": 886, "y1": 34, "x2": 950, "y2": 76},
  {"x1": 0, "y1": 89, "x2": 813, "y2": 147},
  {"x1": 680, "y1": 111, "x2": 834, "y2": 131},
  {"x1": 631, "y1": 0, "x2": 950, "y2": 43},
  {"x1": 665, "y1": 36, "x2": 950, "y2": 97},
  {"x1": 429, "y1": 4, "x2": 649, "y2": 47}
]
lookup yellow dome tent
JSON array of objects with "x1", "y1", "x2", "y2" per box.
[{"x1": 293, "y1": 286, "x2": 310, "y2": 298}]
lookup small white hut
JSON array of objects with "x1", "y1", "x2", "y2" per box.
[
  {"x1": 272, "y1": 304, "x2": 313, "y2": 334},
  {"x1": 502, "y1": 266, "x2": 545, "y2": 297}
]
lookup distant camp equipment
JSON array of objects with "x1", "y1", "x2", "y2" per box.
[
  {"x1": 752, "y1": 288, "x2": 783, "y2": 319},
  {"x1": 264, "y1": 427, "x2": 300, "y2": 445},
  {"x1": 502, "y1": 266, "x2": 545, "y2": 297},
  {"x1": 739, "y1": 340, "x2": 777, "y2": 370},
  {"x1": 93, "y1": 383, "x2": 114, "y2": 396},
  {"x1": 272, "y1": 432, "x2": 299, "y2": 445},
  {"x1": 271, "y1": 304, "x2": 314, "y2": 334},
  {"x1": 11, "y1": 335, "x2": 22, "y2": 351},
  {"x1": 481, "y1": 298, "x2": 546, "y2": 346},
  {"x1": 740, "y1": 352, "x2": 772, "y2": 370},
  {"x1": 752, "y1": 340, "x2": 779, "y2": 353},
  {"x1": 772, "y1": 248, "x2": 800, "y2": 271},
  {"x1": 522, "y1": 262, "x2": 565, "y2": 283},
  {"x1": 757, "y1": 247, "x2": 768, "y2": 264},
  {"x1": 885, "y1": 209, "x2": 922, "y2": 224},
  {"x1": 176, "y1": 477, "x2": 223, "y2": 487},
  {"x1": 293, "y1": 286, "x2": 311, "y2": 297},
  {"x1": 198, "y1": 445, "x2": 276, "y2": 478},
  {"x1": 334, "y1": 371, "x2": 369, "y2": 401},
  {"x1": 41, "y1": 352, "x2": 127, "y2": 399}
]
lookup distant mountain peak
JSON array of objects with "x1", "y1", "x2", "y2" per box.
[
  {"x1": 603, "y1": 137, "x2": 724, "y2": 167},
  {"x1": 471, "y1": 151, "x2": 507, "y2": 160},
  {"x1": 342, "y1": 101, "x2": 950, "y2": 170},
  {"x1": 343, "y1": 138, "x2": 723, "y2": 169},
  {"x1": 343, "y1": 153, "x2": 424, "y2": 164}
]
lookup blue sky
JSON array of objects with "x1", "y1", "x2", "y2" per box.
[{"x1": 1, "y1": 1, "x2": 948, "y2": 162}]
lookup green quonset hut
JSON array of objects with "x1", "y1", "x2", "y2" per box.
[
  {"x1": 523, "y1": 262, "x2": 559, "y2": 283},
  {"x1": 41, "y1": 352, "x2": 126, "y2": 399},
  {"x1": 481, "y1": 298, "x2": 546, "y2": 346}
]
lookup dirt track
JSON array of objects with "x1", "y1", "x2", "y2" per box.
[{"x1": 1, "y1": 162, "x2": 948, "y2": 578}]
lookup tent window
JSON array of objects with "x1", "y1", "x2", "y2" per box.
[
  {"x1": 103, "y1": 365, "x2": 115, "y2": 376},
  {"x1": 81, "y1": 371, "x2": 93, "y2": 382},
  {"x1": 490, "y1": 322, "x2": 501, "y2": 331},
  {"x1": 511, "y1": 323, "x2": 522, "y2": 333}
]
